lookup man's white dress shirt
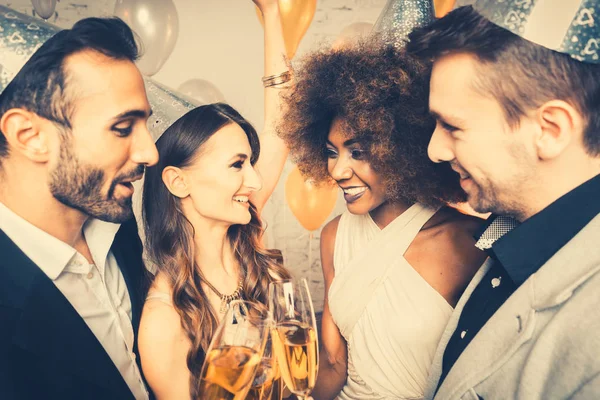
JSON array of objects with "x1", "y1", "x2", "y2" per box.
[{"x1": 0, "y1": 202, "x2": 148, "y2": 400}]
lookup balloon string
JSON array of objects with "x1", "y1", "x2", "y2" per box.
[
  {"x1": 284, "y1": 199, "x2": 287, "y2": 264},
  {"x1": 308, "y1": 232, "x2": 314, "y2": 282}
]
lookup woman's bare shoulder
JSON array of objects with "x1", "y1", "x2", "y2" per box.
[
  {"x1": 412, "y1": 206, "x2": 488, "y2": 305},
  {"x1": 321, "y1": 215, "x2": 342, "y2": 244},
  {"x1": 139, "y1": 282, "x2": 191, "y2": 399},
  {"x1": 425, "y1": 206, "x2": 486, "y2": 248},
  {"x1": 141, "y1": 273, "x2": 182, "y2": 346}
]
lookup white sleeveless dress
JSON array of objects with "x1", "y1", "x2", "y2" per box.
[{"x1": 328, "y1": 204, "x2": 453, "y2": 399}]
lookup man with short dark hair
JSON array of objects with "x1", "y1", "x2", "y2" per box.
[
  {"x1": 407, "y1": 0, "x2": 600, "y2": 398},
  {"x1": 0, "y1": 15, "x2": 158, "y2": 399}
]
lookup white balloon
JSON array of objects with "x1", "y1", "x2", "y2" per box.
[
  {"x1": 31, "y1": 0, "x2": 56, "y2": 20},
  {"x1": 177, "y1": 79, "x2": 225, "y2": 105},
  {"x1": 332, "y1": 22, "x2": 374, "y2": 50},
  {"x1": 114, "y1": 0, "x2": 179, "y2": 76}
]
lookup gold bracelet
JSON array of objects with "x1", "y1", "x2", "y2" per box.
[
  {"x1": 262, "y1": 72, "x2": 291, "y2": 87},
  {"x1": 262, "y1": 70, "x2": 292, "y2": 88},
  {"x1": 261, "y1": 70, "x2": 290, "y2": 83}
]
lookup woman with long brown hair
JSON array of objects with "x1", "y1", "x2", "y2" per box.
[{"x1": 137, "y1": 1, "x2": 292, "y2": 398}]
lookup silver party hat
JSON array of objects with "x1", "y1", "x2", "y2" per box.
[
  {"x1": 473, "y1": 0, "x2": 599, "y2": 64},
  {"x1": 0, "y1": 5, "x2": 197, "y2": 140},
  {"x1": 373, "y1": 0, "x2": 436, "y2": 48},
  {"x1": 0, "y1": 6, "x2": 56, "y2": 93}
]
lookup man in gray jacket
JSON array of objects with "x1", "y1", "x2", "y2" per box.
[{"x1": 407, "y1": 0, "x2": 600, "y2": 398}]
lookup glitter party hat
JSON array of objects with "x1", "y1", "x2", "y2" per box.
[
  {"x1": 373, "y1": 0, "x2": 436, "y2": 48},
  {"x1": 473, "y1": 0, "x2": 599, "y2": 63}
]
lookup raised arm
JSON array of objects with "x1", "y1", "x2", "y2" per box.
[
  {"x1": 250, "y1": 0, "x2": 292, "y2": 214},
  {"x1": 311, "y1": 216, "x2": 348, "y2": 400}
]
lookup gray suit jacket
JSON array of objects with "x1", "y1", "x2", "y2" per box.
[{"x1": 425, "y1": 214, "x2": 600, "y2": 400}]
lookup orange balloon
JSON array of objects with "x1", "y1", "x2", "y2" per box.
[
  {"x1": 285, "y1": 166, "x2": 338, "y2": 231},
  {"x1": 255, "y1": 0, "x2": 317, "y2": 60},
  {"x1": 434, "y1": 0, "x2": 457, "y2": 18}
]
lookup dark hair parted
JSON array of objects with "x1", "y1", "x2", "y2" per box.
[
  {"x1": 278, "y1": 39, "x2": 466, "y2": 207},
  {"x1": 142, "y1": 103, "x2": 290, "y2": 399},
  {"x1": 407, "y1": 5, "x2": 600, "y2": 156},
  {"x1": 0, "y1": 17, "x2": 139, "y2": 159}
]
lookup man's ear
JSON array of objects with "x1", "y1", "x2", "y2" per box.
[
  {"x1": 162, "y1": 166, "x2": 190, "y2": 198},
  {"x1": 0, "y1": 109, "x2": 49, "y2": 162},
  {"x1": 534, "y1": 100, "x2": 583, "y2": 160}
]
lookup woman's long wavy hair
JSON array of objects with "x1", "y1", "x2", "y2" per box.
[{"x1": 142, "y1": 103, "x2": 290, "y2": 398}]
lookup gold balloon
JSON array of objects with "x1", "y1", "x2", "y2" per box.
[
  {"x1": 255, "y1": 0, "x2": 317, "y2": 60},
  {"x1": 434, "y1": 0, "x2": 456, "y2": 18},
  {"x1": 285, "y1": 166, "x2": 338, "y2": 231}
]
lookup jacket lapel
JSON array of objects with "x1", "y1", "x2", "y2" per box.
[
  {"x1": 110, "y1": 217, "x2": 149, "y2": 375},
  {"x1": 111, "y1": 219, "x2": 146, "y2": 335},
  {"x1": 1, "y1": 230, "x2": 134, "y2": 399},
  {"x1": 110, "y1": 218, "x2": 151, "y2": 387},
  {"x1": 434, "y1": 276, "x2": 537, "y2": 399},
  {"x1": 424, "y1": 258, "x2": 492, "y2": 400}
]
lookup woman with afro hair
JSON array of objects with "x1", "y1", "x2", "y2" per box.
[{"x1": 278, "y1": 40, "x2": 487, "y2": 399}]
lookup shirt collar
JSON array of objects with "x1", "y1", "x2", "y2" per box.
[
  {"x1": 0, "y1": 202, "x2": 120, "y2": 280},
  {"x1": 84, "y1": 217, "x2": 121, "y2": 276},
  {"x1": 490, "y1": 173, "x2": 600, "y2": 286}
]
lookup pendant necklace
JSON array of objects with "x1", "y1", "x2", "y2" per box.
[{"x1": 201, "y1": 276, "x2": 244, "y2": 313}]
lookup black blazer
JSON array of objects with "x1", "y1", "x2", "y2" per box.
[{"x1": 0, "y1": 219, "x2": 149, "y2": 400}]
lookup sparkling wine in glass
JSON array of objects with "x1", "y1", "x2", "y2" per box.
[
  {"x1": 269, "y1": 278, "x2": 319, "y2": 400},
  {"x1": 247, "y1": 331, "x2": 280, "y2": 400},
  {"x1": 197, "y1": 300, "x2": 269, "y2": 399}
]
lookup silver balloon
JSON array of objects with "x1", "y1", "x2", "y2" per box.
[
  {"x1": 177, "y1": 79, "x2": 225, "y2": 105},
  {"x1": 31, "y1": 0, "x2": 57, "y2": 20},
  {"x1": 114, "y1": 0, "x2": 179, "y2": 76},
  {"x1": 0, "y1": 5, "x2": 196, "y2": 141}
]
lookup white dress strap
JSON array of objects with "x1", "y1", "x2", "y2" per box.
[
  {"x1": 376, "y1": 203, "x2": 440, "y2": 255},
  {"x1": 145, "y1": 290, "x2": 173, "y2": 306}
]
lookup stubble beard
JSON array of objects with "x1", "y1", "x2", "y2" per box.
[{"x1": 48, "y1": 136, "x2": 137, "y2": 223}]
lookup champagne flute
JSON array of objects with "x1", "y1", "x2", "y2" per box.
[
  {"x1": 197, "y1": 300, "x2": 269, "y2": 399},
  {"x1": 269, "y1": 278, "x2": 319, "y2": 400},
  {"x1": 270, "y1": 366, "x2": 284, "y2": 400},
  {"x1": 247, "y1": 330, "x2": 280, "y2": 400}
]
